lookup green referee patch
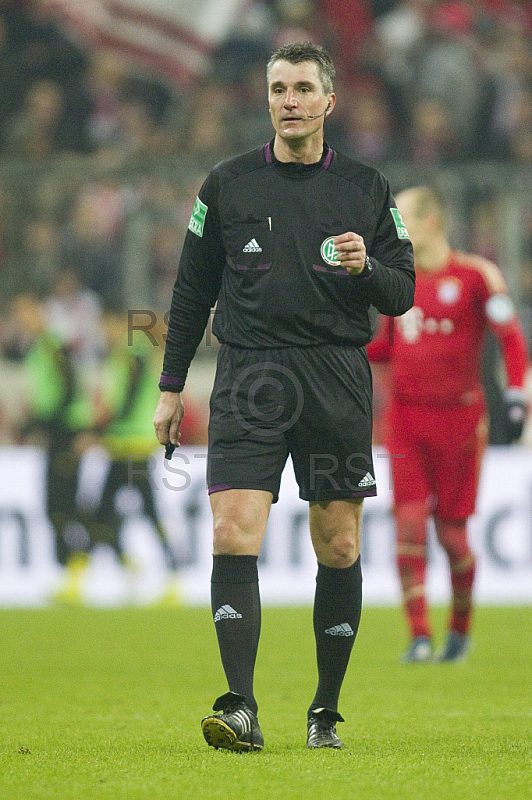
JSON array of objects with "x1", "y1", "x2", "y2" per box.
[
  {"x1": 320, "y1": 236, "x2": 340, "y2": 266},
  {"x1": 188, "y1": 196, "x2": 208, "y2": 237},
  {"x1": 390, "y1": 208, "x2": 410, "y2": 239}
]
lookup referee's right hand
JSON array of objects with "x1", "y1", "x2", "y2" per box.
[{"x1": 154, "y1": 391, "x2": 185, "y2": 447}]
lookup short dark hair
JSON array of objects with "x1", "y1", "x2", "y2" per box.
[{"x1": 266, "y1": 41, "x2": 335, "y2": 95}]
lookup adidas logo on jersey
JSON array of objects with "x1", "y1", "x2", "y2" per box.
[
  {"x1": 243, "y1": 238, "x2": 262, "y2": 252},
  {"x1": 358, "y1": 472, "x2": 376, "y2": 488},
  {"x1": 213, "y1": 604, "x2": 243, "y2": 622},
  {"x1": 325, "y1": 623, "x2": 354, "y2": 637}
]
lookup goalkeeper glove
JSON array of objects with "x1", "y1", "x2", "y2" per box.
[{"x1": 503, "y1": 388, "x2": 528, "y2": 443}]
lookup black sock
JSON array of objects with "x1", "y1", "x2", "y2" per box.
[
  {"x1": 309, "y1": 556, "x2": 362, "y2": 717},
  {"x1": 211, "y1": 555, "x2": 261, "y2": 715}
]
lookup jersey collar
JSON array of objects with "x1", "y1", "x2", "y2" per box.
[{"x1": 263, "y1": 140, "x2": 334, "y2": 170}]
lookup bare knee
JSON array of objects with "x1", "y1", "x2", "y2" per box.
[
  {"x1": 212, "y1": 516, "x2": 255, "y2": 555},
  {"x1": 324, "y1": 534, "x2": 359, "y2": 568},
  {"x1": 210, "y1": 489, "x2": 271, "y2": 555},
  {"x1": 310, "y1": 498, "x2": 362, "y2": 568},
  {"x1": 311, "y1": 530, "x2": 360, "y2": 568}
]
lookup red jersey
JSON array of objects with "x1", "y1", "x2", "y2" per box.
[{"x1": 367, "y1": 250, "x2": 529, "y2": 407}]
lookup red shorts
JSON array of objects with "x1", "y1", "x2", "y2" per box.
[{"x1": 385, "y1": 397, "x2": 488, "y2": 520}]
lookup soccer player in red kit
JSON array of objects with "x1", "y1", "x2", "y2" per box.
[{"x1": 367, "y1": 186, "x2": 530, "y2": 662}]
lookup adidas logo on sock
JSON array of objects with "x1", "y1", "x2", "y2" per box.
[
  {"x1": 357, "y1": 472, "x2": 376, "y2": 488},
  {"x1": 243, "y1": 238, "x2": 262, "y2": 252},
  {"x1": 325, "y1": 623, "x2": 354, "y2": 637},
  {"x1": 214, "y1": 605, "x2": 243, "y2": 622}
]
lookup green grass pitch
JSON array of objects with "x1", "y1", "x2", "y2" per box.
[{"x1": 0, "y1": 605, "x2": 530, "y2": 800}]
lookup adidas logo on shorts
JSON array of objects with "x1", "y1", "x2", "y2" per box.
[
  {"x1": 357, "y1": 472, "x2": 376, "y2": 488},
  {"x1": 214, "y1": 605, "x2": 243, "y2": 622}
]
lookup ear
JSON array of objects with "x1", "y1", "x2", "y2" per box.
[{"x1": 326, "y1": 93, "x2": 336, "y2": 115}]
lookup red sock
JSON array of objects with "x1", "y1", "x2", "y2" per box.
[
  {"x1": 450, "y1": 558, "x2": 475, "y2": 634},
  {"x1": 396, "y1": 503, "x2": 430, "y2": 639},
  {"x1": 436, "y1": 519, "x2": 476, "y2": 636}
]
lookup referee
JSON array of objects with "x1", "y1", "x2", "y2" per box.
[{"x1": 154, "y1": 41, "x2": 415, "y2": 751}]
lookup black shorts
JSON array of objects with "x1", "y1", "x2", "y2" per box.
[{"x1": 207, "y1": 343, "x2": 376, "y2": 503}]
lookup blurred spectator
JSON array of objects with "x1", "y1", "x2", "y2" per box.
[
  {"x1": 112, "y1": 97, "x2": 161, "y2": 159},
  {"x1": 0, "y1": 1, "x2": 88, "y2": 151},
  {"x1": 510, "y1": 123, "x2": 532, "y2": 163},
  {"x1": 44, "y1": 268, "x2": 105, "y2": 369},
  {"x1": 0, "y1": 14, "x2": 21, "y2": 136},
  {"x1": 81, "y1": 310, "x2": 206, "y2": 589},
  {"x1": 211, "y1": 0, "x2": 273, "y2": 86},
  {"x1": 85, "y1": 310, "x2": 179, "y2": 576},
  {"x1": 316, "y1": 0, "x2": 374, "y2": 77},
  {"x1": 408, "y1": 97, "x2": 461, "y2": 165},
  {"x1": 375, "y1": 0, "x2": 430, "y2": 68},
  {"x1": 226, "y1": 61, "x2": 277, "y2": 153},
  {"x1": 22, "y1": 216, "x2": 61, "y2": 295},
  {"x1": 60, "y1": 181, "x2": 125, "y2": 309},
  {"x1": 273, "y1": 0, "x2": 329, "y2": 48},
  {"x1": 149, "y1": 220, "x2": 186, "y2": 312},
  {"x1": 1, "y1": 292, "x2": 96, "y2": 570},
  {"x1": 341, "y1": 80, "x2": 396, "y2": 163},
  {"x1": 468, "y1": 193, "x2": 499, "y2": 263},
  {"x1": 84, "y1": 50, "x2": 177, "y2": 162},
  {"x1": 489, "y1": 30, "x2": 532, "y2": 157},
  {"x1": 372, "y1": 0, "x2": 432, "y2": 123},
  {"x1": 84, "y1": 51, "x2": 129, "y2": 152},
  {"x1": 4, "y1": 78, "x2": 71, "y2": 160},
  {"x1": 0, "y1": 184, "x2": 8, "y2": 288},
  {"x1": 413, "y1": 5, "x2": 486, "y2": 152},
  {"x1": 186, "y1": 81, "x2": 235, "y2": 161},
  {"x1": 3, "y1": 0, "x2": 86, "y2": 86}
]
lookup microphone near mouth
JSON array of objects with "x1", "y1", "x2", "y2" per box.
[
  {"x1": 273, "y1": 102, "x2": 332, "y2": 120},
  {"x1": 306, "y1": 102, "x2": 331, "y2": 120}
]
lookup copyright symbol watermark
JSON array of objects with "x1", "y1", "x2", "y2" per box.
[{"x1": 229, "y1": 362, "x2": 304, "y2": 436}]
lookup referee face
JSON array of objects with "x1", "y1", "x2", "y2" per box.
[{"x1": 268, "y1": 59, "x2": 334, "y2": 148}]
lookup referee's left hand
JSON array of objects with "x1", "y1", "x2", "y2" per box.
[{"x1": 333, "y1": 232, "x2": 366, "y2": 275}]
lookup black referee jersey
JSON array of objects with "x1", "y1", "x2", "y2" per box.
[{"x1": 161, "y1": 141, "x2": 415, "y2": 391}]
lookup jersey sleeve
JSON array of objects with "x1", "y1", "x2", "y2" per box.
[
  {"x1": 358, "y1": 178, "x2": 416, "y2": 317},
  {"x1": 160, "y1": 169, "x2": 226, "y2": 391},
  {"x1": 475, "y1": 257, "x2": 530, "y2": 390},
  {"x1": 485, "y1": 294, "x2": 530, "y2": 390}
]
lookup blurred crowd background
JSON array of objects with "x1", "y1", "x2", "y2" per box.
[{"x1": 0, "y1": 0, "x2": 531, "y2": 450}]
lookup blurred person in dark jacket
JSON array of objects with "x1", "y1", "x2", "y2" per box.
[{"x1": 2, "y1": 293, "x2": 96, "y2": 596}]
